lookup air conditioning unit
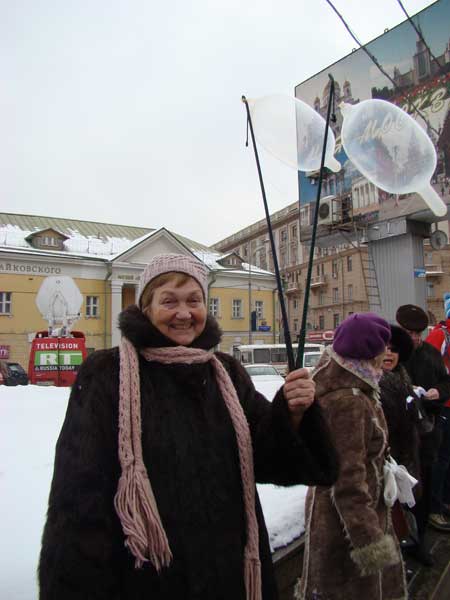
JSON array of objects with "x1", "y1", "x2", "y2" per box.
[{"x1": 317, "y1": 195, "x2": 335, "y2": 225}]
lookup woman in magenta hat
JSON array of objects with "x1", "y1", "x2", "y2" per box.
[
  {"x1": 297, "y1": 312, "x2": 407, "y2": 600},
  {"x1": 39, "y1": 253, "x2": 338, "y2": 600}
]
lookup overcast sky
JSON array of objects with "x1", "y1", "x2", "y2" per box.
[{"x1": 0, "y1": 0, "x2": 437, "y2": 245}]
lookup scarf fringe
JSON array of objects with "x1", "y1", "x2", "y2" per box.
[
  {"x1": 114, "y1": 464, "x2": 172, "y2": 571},
  {"x1": 244, "y1": 554, "x2": 263, "y2": 600}
]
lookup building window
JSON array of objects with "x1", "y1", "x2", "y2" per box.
[
  {"x1": 348, "y1": 284, "x2": 353, "y2": 301},
  {"x1": 0, "y1": 292, "x2": 12, "y2": 314},
  {"x1": 255, "y1": 300, "x2": 264, "y2": 319},
  {"x1": 333, "y1": 313, "x2": 340, "y2": 328},
  {"x1": 86, "y1": 296, "x2": 99, "y2": 318},
  {"x1": 291, "y1": 224, "x2": 298, "y2": 239},
  {"x1": 294, "y1": 319, "x2": 299, "y2": 332},
  {"x1": 209, "y1": 297, "x2": 220, "y2": 317},
  {"x1": 319, "y1": 315, "x2": 325, "y2": 329},
  {"x1": 426, "y1": 282, "x2": 435, "y2": 298},
  {"x1": 347, "y1": 255, "x2": 353, "y2": 272},
  {"x1": 293, "y1": 298, "x2": 299, "y2": 310},
  {"x1": 291, "y1": 245, "x2": 298, "y2": 265},
  {"x1": 332, "y1": 260, "x2": 338, "y2": 278},
  {"x1": 232, "y1": 299, "x2": 243, "y2": 318},
  {"x1": 319, "y1": 291, "x2": 325, "y2": 306},
  {"x1": 333, "y1": 288, "x2": 339, "y2": 303},
  {"x1": 280, "y1": 229, "x2": 288, "y2": 244}
]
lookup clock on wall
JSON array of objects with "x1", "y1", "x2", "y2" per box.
[{"x1": 430, "y1": 229, "x2": 448, "y2": 250}]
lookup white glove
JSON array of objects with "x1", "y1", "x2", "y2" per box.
[{"x1": 383, "y1": 455, "x2": 418, "y2": 508}]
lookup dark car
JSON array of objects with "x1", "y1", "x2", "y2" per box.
[{"x1": 0, "y1": 361, "x2": 29, "y2": 386}]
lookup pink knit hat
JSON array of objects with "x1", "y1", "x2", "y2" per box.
[{"x1": 138, "y1": 254, "x2": 208, "y2": 307}]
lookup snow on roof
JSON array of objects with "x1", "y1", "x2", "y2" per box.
[
  {"x1": 0, "y1": 221, "x2": 275, "y2": 277},
  {"x1": 0, "y1": 223, "x2": 146, "y2": 259},
  {"x1": 192, "y1": 249, "x2": 273, "y2": 276}
]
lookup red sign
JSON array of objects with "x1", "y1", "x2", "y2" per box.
[
  {"x1": 0, "y1": 345, "x2": 10, "y2": 359},
  {"x1": 28, "y1": 331, "x2": 87, "y2": 387},
  {"x1": 307, "y1": 330, "x2": 334, "y2": 343}
]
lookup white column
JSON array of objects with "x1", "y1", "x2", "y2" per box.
[
  {"x1": 111, "y1": 281, "x2": 123, "y2": 347},
  {"x1": 134, "y1": 284, "x2": 140, "y2": 306}
]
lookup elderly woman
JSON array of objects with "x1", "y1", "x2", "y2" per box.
[
  {"x1": 39, "y1": 253, "x2": 338, "y2": 600},
  {"x1": 297, "y1": 313, "x2": 407, "y2": 600}
]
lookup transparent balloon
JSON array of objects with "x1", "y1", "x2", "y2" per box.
[
  {"x1": 340, "y1": 99, "x2": 447, "y2": 217},
  {"x1": 248, "y1": 94, "x2": 341, "y2": 173}
]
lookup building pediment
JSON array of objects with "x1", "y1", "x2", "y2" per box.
[{"x1": 112, "y1": 228, "x2": 198, "y2": 266}]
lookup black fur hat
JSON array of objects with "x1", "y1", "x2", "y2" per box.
[
  {"x1": 396, "y1": 304, "x2": 429, "y2": 332},
  {"x1": 389, "y1": 325, "x2": 414, "y2": 363}
]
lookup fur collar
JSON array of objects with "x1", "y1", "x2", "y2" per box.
[
  {"x1": 313, "y1": 347, "x2": 376, "y2": 398},
  {"x1": 118, "y1": 305, "x2": 222, "y2": 350}
]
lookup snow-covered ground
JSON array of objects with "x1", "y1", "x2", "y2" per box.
[{"x1": 0, "y1": 385, "x2": 307, "y2": 600}]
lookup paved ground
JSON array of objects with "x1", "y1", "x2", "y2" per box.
[{"x1": 406, "y1": 527, "x2": 450, "y2": 599}]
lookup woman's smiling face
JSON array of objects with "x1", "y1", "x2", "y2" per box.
[{"x1": 145, "y1": 276, "x2": 207, "y2": 345}]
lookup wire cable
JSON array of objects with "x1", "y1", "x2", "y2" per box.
[{"x1": 323, "y1": 0, "x2": 440, "y2": 137}]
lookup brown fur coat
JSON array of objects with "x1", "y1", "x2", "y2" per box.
[{"x1": 297, "y1": 348, "x2": 407, "y2": 600}]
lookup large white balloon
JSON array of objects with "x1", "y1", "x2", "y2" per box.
[
  {"x1": 248, "y1": 94, "x2": 341, "y2": 173},
  {"x1": 340, "y1": 99, "x2": 447, "y2": 217}
]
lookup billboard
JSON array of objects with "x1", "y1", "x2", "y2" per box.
[{"x1": 295, "y1": 0, "x2": 450, "y2": 241}]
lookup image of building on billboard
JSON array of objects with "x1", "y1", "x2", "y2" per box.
[{"x1": 295, "y1": 0, "x2": 450, "y2": 242}]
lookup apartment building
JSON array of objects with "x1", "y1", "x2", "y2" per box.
[{"x1": 213, "y1": 201, "x2": 450, "y2": 340}]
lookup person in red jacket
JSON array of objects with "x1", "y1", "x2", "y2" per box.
[{"x1": 426, "y1": 293, "x2": 450, "y2": 532}]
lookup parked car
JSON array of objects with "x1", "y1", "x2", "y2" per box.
[
  {"x1": 303, "y1": 351, "x2": 322, "y2": 373},
  {"x1": 244, "y1": 364, "x2": 285, "y2": 401},
  {"x1": 0, "y1": 361, "x2": 29, "y2": 386}
]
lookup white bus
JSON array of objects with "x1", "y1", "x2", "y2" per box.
[{"x1": 233, "y1": 343, "x2": 325, "y2": 375}]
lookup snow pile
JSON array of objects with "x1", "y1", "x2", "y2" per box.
[
  {"x1": 0, "y1": 385, "x2": 306, "y2": 600},
  {"x1": 0, "y1": 224, "x2": 33, "y2": 248}
]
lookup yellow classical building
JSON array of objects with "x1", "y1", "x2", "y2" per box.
[{"x1": 0, "y1": 213, "x2": 278, "y2": 368}]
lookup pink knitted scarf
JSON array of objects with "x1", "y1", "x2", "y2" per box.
[{"x1": 115, "y1": 337, "x2": 262, "y2": 600}]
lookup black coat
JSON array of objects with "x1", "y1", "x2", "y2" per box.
[
  {"x1": 38, "y1": 307, "x2": 338, "y2": 600},
  {"x1": 379, "y1": 365, "x2": 421, "y2": 492},
  {"x1": 404, "y1": 341, "x2": 450, "y2": 407},
  {"x1": 404, "y1": 341, "x2": 450, "y2": 464}
]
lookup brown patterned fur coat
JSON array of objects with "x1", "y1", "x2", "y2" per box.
[{"x1": 297, "y1": 348, "x2": 407, "y2": 600}]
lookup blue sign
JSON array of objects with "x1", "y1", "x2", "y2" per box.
[
  {"x1": 414, "y1": 268, "x2": 426, "y2": 278},
  {"x1": 258, "y1": 325, "x2": 271, "y2": 332}
]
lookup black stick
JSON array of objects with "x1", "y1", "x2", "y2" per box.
[
  {"x1": 295, "y1": 75, "x2": 335, "y2": 369},
  {"x1": 242, "y1": 96, "x2": 295, "y2": 372}
]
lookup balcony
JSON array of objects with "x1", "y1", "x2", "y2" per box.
[
  {"x1": 286, "y1": 282, "x2": 302, "y2": 293},
  {"x1": 310, "y1": 275, "x2": 328, "y2": 288},
  {"x1": 425, "y1": 264, "x2": 444, "y2": 277}
]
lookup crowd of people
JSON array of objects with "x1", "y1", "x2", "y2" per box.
[
  {"x1": 298, "y1": 303, "x2": 450, "y2": 599},
  {"x1": 37, "y1": 252, "x2": 450, "y2": 600}
]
